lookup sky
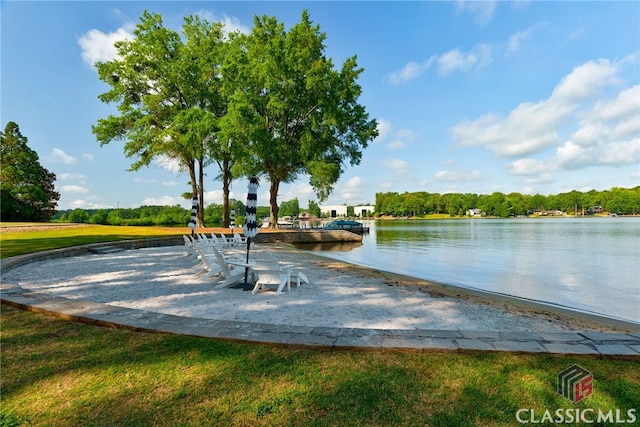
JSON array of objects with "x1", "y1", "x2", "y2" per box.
[{"x1": 2, "y1": 1, "x2": 639, "y2": 211}]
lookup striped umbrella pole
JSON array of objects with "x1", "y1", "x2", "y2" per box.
[
  {"x1": 242, "y1": 177, "x2": 259, "y2": 282},
  {"x1": 188, "y1": 196, "x2": 198, "y2": 236},
  {"x1": 230, "y1": 209, "x2": 236, "y2": 233}
]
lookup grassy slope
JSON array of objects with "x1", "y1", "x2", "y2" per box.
[{"x1": 1, "y1": 225, "x2": 638, "y2": 426}]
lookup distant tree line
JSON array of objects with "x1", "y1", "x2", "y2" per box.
[
  {"x1": 48, "y1": 187, "x2": 639, "y2": 226},
  {"x1": 375, "y1": 187, "x2": 640, "y2": 218},
  {"x1": 53, "y1": 203, "x2": 239, "y2": 227},
  {"x1": 51, "y1": 197, "x2": 326, "y2": 227}
]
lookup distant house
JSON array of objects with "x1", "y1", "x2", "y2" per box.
[
  {"x1": 354, "y1": 205, "x2": 375, "y2": 217},
  {"x1": 320, "y1": 205, "x2": 347, "y2": 218},
  {"x1": 467, "y1": 208, "x2": 483, "y2": 217},
  {"x1": 531, "y1": 209, "x2": 564, "y2": 216}
]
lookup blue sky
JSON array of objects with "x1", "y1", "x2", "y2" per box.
[{"x1": 2, "y1": 1, "x2": 639, "y2": 211}]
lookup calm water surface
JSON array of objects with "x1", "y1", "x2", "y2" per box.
[{"x1": 307, "y1": 218, "x2": 640, "y2": 323}]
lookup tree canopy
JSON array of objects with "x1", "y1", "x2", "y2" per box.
[
  {"x1": 220, "y1": 11, "x2": 378, "y2": 227},
  {"x1": 1, "y1": 121, "x2": 60, "y2": 221},
  {"x1": 92, "y1": 12, "x2": 228, "y2": 227},
  {"x1": 93, "y1": 10, "x2": 377, "y2": 229}
]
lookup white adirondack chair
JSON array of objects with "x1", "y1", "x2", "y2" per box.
[
  {"x1": 210, "y1": 246, "x2": 247, "y2": 289},
  {"x1": 257, "y1": 251, "x2": 311, "y2": 288},
  {"x1": 251, "y1": 255, "x2": 293, "y2": 295},
  {"x1": 233, "y1": 233, "x2": 248, "y2": 245},
  {"x1": 183, "y1": 235, "x2": 199, "y2": 261},
  {"x1": 192, "y1": 247, "x2": 225, "y2": 280}
]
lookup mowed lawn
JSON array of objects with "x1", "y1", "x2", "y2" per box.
[{"x1": 1, "y1": 224, "x2": 638, "y2": 426}]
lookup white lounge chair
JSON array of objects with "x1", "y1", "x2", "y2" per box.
[
  {"x1": 232, "y1": 233, "x2": 248, "y2": 245},
  {"x1": 183, "y1": 235, "x2": 199, "y2": 261},
  {"x1": 210, "y1": 246, "x2": 248, "y2": 289},
  {"x1": 192, "y1": 246, "x2": 224, "y2": 280},
  {"x1": 251, "y1": 254, "x2": 293, "y2": 295},
  {"x1": 257, "y1": 251, "x2": 310, "y2": 288},
  {"x1": 217, "y1": 233, "x2": 237, "y2": 247}
]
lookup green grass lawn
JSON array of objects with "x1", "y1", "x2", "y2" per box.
[
  {"x1": 0, "y1": 224, "x2": 183, "y2": 259},
  {"x1": 1, "y1": 225, "x2": 638, "y2": 426}
]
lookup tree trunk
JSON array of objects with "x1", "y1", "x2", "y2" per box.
[{"x1": 269, "y1": 179, "x2": 280, "y2": 229}]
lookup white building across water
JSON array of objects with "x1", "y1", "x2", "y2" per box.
[
  {"x1": 319, "y1": 205, "x2": 375, "y2": 218},
  {"x1": 319, "y1": 205, "x2": 347, "y2": 218}
]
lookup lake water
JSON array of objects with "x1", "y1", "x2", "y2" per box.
[{"x1": 303, "y1": 217, "x2": 640, "y2": 323}]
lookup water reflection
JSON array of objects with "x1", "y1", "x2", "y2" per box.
[{"x1": 303, "y1": 218, "x2": 640, "y2": 322}]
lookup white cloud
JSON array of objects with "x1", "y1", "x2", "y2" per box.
[
  {"x1": 556, "y1": 138, "x2": 640, "y2": 170},
  {"x1": 574, "y1": 85, "x2": 640, "y2": 144},
  {"x1": 68, "y1": 199, "x2": 109, "y2": 209},
  {"x1": 506, "y1": 28, "x2": 534, "y2": 55},
  {"x1": 203, "y1": 189, "x2": 225, "y2": 205},
  {"x1": 455, "y1": 0, "x2": 497, "y2": 26},
  {"x1": 156, "y1": 155, "x2": 184, "y2": 174},
  {"x1": 374, "y1": 118, "x2": 392, "y2": 141},
  {"x1": 58, "y1": 172, "x2": 87, "y2": 181},
  {"x1": 388, "y1": 58, "x2": 436, "y2": 85},
  {"x1": 371, "y1": 119, "x2": 419, "y2": 150},
  {"x1": 508, "y1": 159, "x2": 548, "y2": 176},
  {"x1": 162, "y1": 180, "x2": 179, "y2": 186},
  {"x1": 82, "y1": 153, "x2": 95, "y2": 162},
  {"x1": 438, "y1": 48, "x2": 479, "y2": 75},
  {"x1": 47, "y1": 148, "x2": 76, "y2": 164},
  {"x1": 335, "y1": 176, "x2": 367, "y2": 203},
  {"x1": 551, "y1": 59, "x2": 620, "y2": 105},
  {"x1": 435, "y1": 169, "x2": 484, "y2": 182},
  {"x1": 78, "y1": 26, "x2": 134, "y2": 67},
  {"x1": 525, "y1": 173, "x2": 554, "y2": 185},
  {"x1": 554, "y1": 84, "x2": 640, "y2": 170},
  {"x1": 389, "y1": 45, "x2": 491, "y2": 84},
  {"x1": 276, "y1": 181, "x2": 315, "y2": 204},
  {"x1": 143, "y1": 195, "x2": 182, "y2": 206},
  {"x1": 451, "y1": 58, "x2": 627, "y2": 158},
  {"x1": 387, "y1": 128, "x2": 417, "y2": 150},
  {"x1": 387, "y1": 140, "x2": 405, "y2": 150},
  {"x1": 382, "y1": 159, "x2": 410, "y2": 176},
  {"x1": 195, "y1": 10, "x2": 250, "y2": 36},
  {"x1": 60, "y1": 185, "x2": 88, "y2": 193}
]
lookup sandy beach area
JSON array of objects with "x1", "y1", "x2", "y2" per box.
[{"x1": 1, "y1": 242, "x2": 634, "y2": 333}]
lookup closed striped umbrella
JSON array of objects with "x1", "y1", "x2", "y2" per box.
[
  {"x1": 188, "y1": 196, "x2": 198, "y2": 236},
  {"x1": 230, "y1": 209, "x2": 236, "y2": 232},
  {"x1": 242, "y1": 177, "x2": 259, "y2": 283},
  {"x1": 243, "y1": 177, "x2": 259, "y2": 240}
]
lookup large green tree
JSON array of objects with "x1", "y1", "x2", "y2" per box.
[
  {"x1": 221, "y1": 11, "x2": 378, "y2": 228},
  {"x1": 1, "y1": 122, "x2": 60, "y2": 221},
  {"x1": 92, "y1": 12, "x2": 231, "y2": 227}
]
